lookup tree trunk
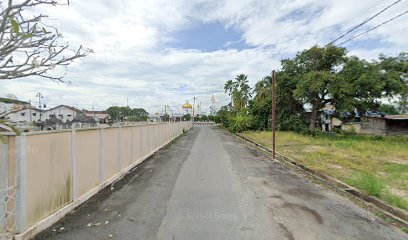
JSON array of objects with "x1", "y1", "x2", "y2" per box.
[{"x1": 309, "y1": 105, "x2": 318, "y2": 131}]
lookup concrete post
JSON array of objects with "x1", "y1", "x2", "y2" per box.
[
  {"x1": 15, "y1": 136, "x2": 27, "y2": 233},
  {"x1": 131, "y1": 127, "x2": 135, "y2": 163},
  {"x1": 118, "y1": 127, "x2": 122, "y2": 170},
  {"x1": 99, "y1": 129, "x2": 105, "y2": 183},
  {"x1": 71, "y1": 130, "x2": 77, "y2": 201}
]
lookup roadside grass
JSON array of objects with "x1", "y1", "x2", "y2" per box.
[{"x1": 240, "y1": 131, "x2": 408, "y2": 211}]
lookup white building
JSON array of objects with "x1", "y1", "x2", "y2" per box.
[
  {"x1": 84, "y1": 111, "x2": 110, "y2": 123},
  {"x1": 43, "y1": 105, "x2": 82, "y2": 122},
  {"x1": 5, "y1": 107, "x2": 42, "y2": 122},
  {"x1": 0, "y1": 98, "x2": 30, "y2": 117}
]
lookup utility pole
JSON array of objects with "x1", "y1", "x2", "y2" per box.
[
  {"x1": 29, "y1": 100, "x2": 32, "y2": 122},
  {"x1": 36, "y1": 92, "x2": 43, "y2": 121},
  {"x1": 192, "y1": 96, "x2": 197, "y2": 123},
  {"x1": 229, "y1": 110, "x2": 232, "y2": 131},
  {"x1": 271, "y1": 70, "x2": 276, "y2": 159},
  {"x1": 229, "y1": 94, "x2": 233, "y2": 131}
]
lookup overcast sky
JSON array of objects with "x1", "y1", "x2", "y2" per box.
[{"x1": 1, "y1": 0, "x2": 407, "y2": 114}]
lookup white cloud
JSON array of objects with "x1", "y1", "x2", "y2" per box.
[{"x1": 1, "y1": 0, "x2": 407, "y2": 114}]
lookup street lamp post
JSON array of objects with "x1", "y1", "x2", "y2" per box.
[{"x1": 36, "y1": 92, "x2": 44, "y2": 121}]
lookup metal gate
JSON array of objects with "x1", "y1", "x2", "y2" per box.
[
  {"x1": 1, "y1": 142, "x2": 15, "y2": 240},
  {"x1": 0, "y1": 187, "x2": 15, "y2": 240}
]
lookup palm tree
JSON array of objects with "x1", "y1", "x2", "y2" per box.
[
  {"x1": 253, "y1": 76, "x2": 271, "y2": 102},
  {"x1": 224, "y1": 74, "x2": 252, "y2": 112}
]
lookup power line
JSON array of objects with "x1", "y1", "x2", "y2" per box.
[
  {"x1": 336, "y1": 9, "x2": 408, "y2": 46},
  {"x1": 327, "y1": 0, "x2": 403, "y2": 45}
]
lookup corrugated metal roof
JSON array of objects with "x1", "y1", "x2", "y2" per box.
[{"x1": 384, "y1": 115, "x2": 408, "y2": 120}]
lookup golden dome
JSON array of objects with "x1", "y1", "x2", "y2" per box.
[{"x1": 182, "y1": 100, "x2": 192, "y2": 109}]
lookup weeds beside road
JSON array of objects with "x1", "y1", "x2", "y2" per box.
[{"x1": 240, "y1": 131, "x2": 408, "y2": 211}]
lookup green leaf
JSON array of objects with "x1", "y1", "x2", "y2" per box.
[
  {"x1": 21, "y1": 33, "x2": 34, "y2": 39},
  {"x1": 10, "y1": 17, "x2": 19, "y2": 33}
]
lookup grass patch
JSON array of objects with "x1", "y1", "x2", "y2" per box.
[
  {"x1": 240, "y1": 131, "x2": 408, "y2": 211},
  {"x1": 347, "y1": 173, "x2": 385, "y2": 197}
]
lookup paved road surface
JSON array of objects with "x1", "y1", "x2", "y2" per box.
[{"x1": 36, "y1": 126, "x2": 406, "y2": 240}]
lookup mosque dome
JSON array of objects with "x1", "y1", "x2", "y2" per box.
[{"x1": 182, "y1": 100, "x2": 192, "y2": 109}]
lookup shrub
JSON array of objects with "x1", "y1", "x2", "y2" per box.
[
  {"x1": 232, "y1": 113, "x2": 251, "y2": 133},
  {"x1": 348, "y1": 173, "x2": 386, "y2": 197}
]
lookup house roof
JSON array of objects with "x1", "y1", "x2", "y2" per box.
[
  {"x1": 7, "y1": 106, "x2": 42, "y2": 114},
  {"x1": 45, "y1": 105, "x2": 82, "y2": 113},
  {"x1": 70, "y1": 114, "x2": 97, "y2": 123},
  {"x1": 384, "y1": 115, "x2": 408, "y2": 120},
  {"x1": 0, "y1": 97, "x2": 29, "y2": 105}
]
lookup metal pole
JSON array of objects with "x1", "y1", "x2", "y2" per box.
[
  {"x1": 192, "y1": 97, "x2": 196, "y2": 123},
  {"x1": 271, "y1": 70, "x2": 276, "y2": 159},
  {"x1": 229, "y1": 109, "x2": 232, "y2": 131}
]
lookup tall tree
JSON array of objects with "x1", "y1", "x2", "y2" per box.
[
  {"x1": 340, "y1": 53, "x2": 408, "y2": 113},
  {"x1": 224, "y1": 74, "x2": 251, "y2": 112},
  {"x1": 289, "y1": 45, "x2": 347, "y2": 130},
  {"x1": 251, "y1": 76, "x2": 271, "y2": 130},
  {"x1": 0, "y1": 0, "x2": 91, "y2": 82}
]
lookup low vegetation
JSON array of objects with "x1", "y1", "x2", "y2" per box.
[{"x1": 240, "y1": 131, "x2": 408, "y2": 211}]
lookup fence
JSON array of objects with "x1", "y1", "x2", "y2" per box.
[{"x1": 0, "y1": 121, "x2": 192, "y2": 240}]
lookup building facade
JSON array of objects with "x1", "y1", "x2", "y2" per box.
[
  {"x1": 4, "y1": 107, "x2": 42, "y2": 122},
  {"x1": 43, "y1": 105, "x2": 82, "y2": 122}
]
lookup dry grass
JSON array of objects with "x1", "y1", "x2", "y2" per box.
[{"x1": 241, "y1": 131, "x2": 408, "y2": 210}]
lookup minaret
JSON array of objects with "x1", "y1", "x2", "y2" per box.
[{"x1": 209, "y1": 94, "x2": 216, "y2": 116}]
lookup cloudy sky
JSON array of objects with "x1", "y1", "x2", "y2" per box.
[{"x1": 1, "y1": 0, "x2": 407, "y2": 114}]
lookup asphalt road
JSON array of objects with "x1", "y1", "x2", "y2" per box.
[{"x1": 35, "y1": 126, "x2": 406, "y2": 240}]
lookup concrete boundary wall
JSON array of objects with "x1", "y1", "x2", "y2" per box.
[{"x1": 0, "y1": 121, "x2": 192, "y2": 240}]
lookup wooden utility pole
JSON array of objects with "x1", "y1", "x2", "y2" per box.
[
  {"x1": 271, "y1": 70, "x2": 276, "y2": 159},
  {"x1": 229, "y1": 110, "x2": 232, "y2": 131}
]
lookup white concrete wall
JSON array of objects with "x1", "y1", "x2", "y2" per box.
[
  {"x1": 2, "y1": 121, "x2": 192, "y2": 239},
  {"x1": 5, "y1": 109, "x2": 41, "y2": 123},
  {"x1": 43, "y1": 106, "x2": 79, "y2": 122}
]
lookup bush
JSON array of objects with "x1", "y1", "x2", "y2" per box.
[
  {"x1": 277, "y1": 114, "x2": 308, "y2": 133},
  {"x1": 348, "y1": 173, "x2": 386, "y2": 197},
  {"x1": 231, "y1": 113, "x2": 251, "y2": 133}
]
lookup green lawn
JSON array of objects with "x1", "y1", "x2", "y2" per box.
[{"x1": 240, "y1": 131, "x2": 408, "y2": 211}]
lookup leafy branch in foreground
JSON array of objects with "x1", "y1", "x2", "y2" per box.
[
  {"x1": 0, "y1": 119, "x2": 20, "y2": 143},
  {"x1": 0, "y1": 0, "x2": 92, "y2": 82}
]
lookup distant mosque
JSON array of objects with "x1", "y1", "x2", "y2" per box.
[
  {"x1": 209, "y1": 93, "x2": 216, "y2": 116},
  {"x1": 182, "y1": 100, "x2": 193, "y2": 114}
]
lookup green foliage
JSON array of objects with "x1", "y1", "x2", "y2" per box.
[
  {"x1": 286, "y1": 45, "x2": 347, "y2": 130},
  {"x1": 214, "y1": 106, "x2": 230, "y2": 127},
  {"x1": 162, "y1": 114, "x2": 170, "y2": 122},
  {"x1": 0, "y1": 119, "x2": 21, "y2": 143},
  {"x1": 231, "y1": 113, "x2": 251, "y2": 133},
  {"x1": 379, "y1": 104, "x2": 400, "y2": 115},
  {"x1": 200, "y1": 115, "x2": 208, "y2": 121},
  {"x1": 382, "y1": 193, "x2": 408, "y2": 210},
  {"x1": 224, "y1": 74, "x2": 252, "y2": 112},
  {"x1": 347, "y1": 173, "x2": 386, "y2": 197},
  {"x1": 10, "y1": 17, "x2": 19, "y2": 33},
  {"x1": 340, "y1": 54, "x2": 408, "y2": 113},
  {"x1": 106, "y1": 106, "x2": 148, "y2": 122},
  {"x1": 183, "y1": 113, "x2": 191, "y2": 121}
]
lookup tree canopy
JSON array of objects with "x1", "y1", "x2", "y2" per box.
[
  {"x1": 106, "y1": 106, "x2": 149, "y2": 122},
  {"x1": 216, "y1": 45, "x2": 408, "y2": 133}
]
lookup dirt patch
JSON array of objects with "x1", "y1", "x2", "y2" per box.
[
  {"x1": 389, "y1": 188, "x2": 408, "y2": 199},
  {"x1": 302, "y1": 145, "x2": 325, "y2": 153},
  {"x1": 388, "y1": 159, "x2": 408, "y2": 165}
]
